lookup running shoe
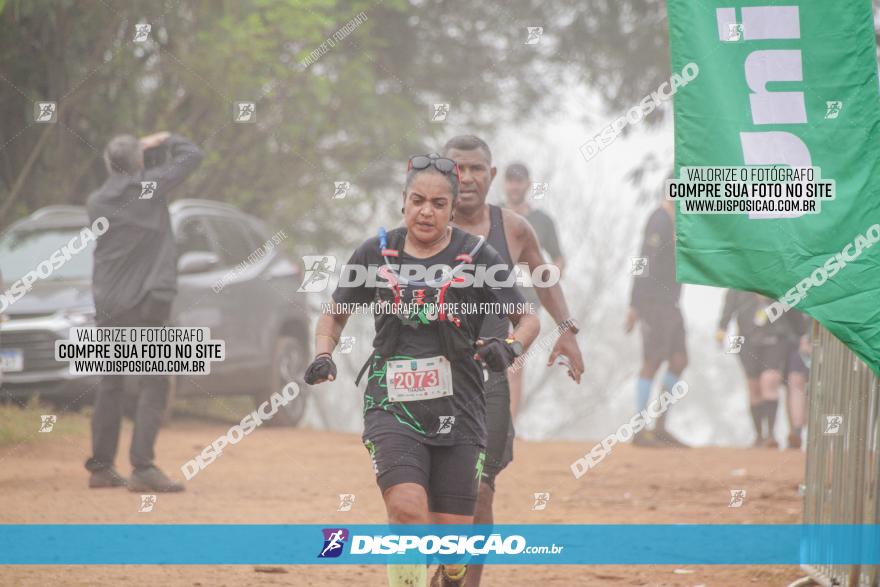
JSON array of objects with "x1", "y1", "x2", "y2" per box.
[
  {"x1": 88, "y1": 466, "x2": 127, "y2": 488},
  {"x1": 761, "y1": 437, "x2": 780, "y2": 449},
  {"x1": 632, "y1": 429, "x2": 665, "y2": 447},
  {"x1": 652, "y1": 427, "x2": 690, "y2": 448},
  {"x1": 128, "y1": 466, "x2": 184, "y2": 492},
  {"x1": 430, "y1": 565, "x2": 467, "y2": 586}
]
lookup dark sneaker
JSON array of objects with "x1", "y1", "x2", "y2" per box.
[
  {"x1": 761, "y1": 437, "x2": 780, "y2": 450},
  {"x1": 632, "y1": 429, "x2": 665, "y2": 448},
  {"x1": 89, "y1": 467, "x2": 128, "y2": 488},
  {"x1": 430, "y1": 565, "x2": 467, "y2": 587},
  {"x1": 128, "y1": 466, "x2": 185, "y2": 493},
  {"x1": 787, "y1": 432, "x2": 802, "y2": 450},
  {"x1": 653, "y1": 427, "x2": 690, "y2": 448}
]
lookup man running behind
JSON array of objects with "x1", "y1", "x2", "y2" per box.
[{"x1": 443, "y1": 135, "x2": 584, "y2": 587}]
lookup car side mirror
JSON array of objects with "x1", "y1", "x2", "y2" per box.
[{"x1": 178, "y1": 251, "x2": 220, "y2": 274}]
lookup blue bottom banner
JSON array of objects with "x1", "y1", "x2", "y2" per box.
[{"x1": 1, "y1": 524, "x2": 877, "y2": 565}]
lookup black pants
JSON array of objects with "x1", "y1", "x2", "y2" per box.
[{"x1": 85, "y1": 295, "x2": 172, "y2": 472}]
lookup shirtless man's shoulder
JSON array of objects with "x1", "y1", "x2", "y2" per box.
[{"x1": 500, "y1": 207, "x2": 537, "y2": 264}]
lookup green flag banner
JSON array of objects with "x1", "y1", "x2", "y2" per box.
[{"x1": 667, "y1": 0, "x2": 880, "y2": 375}]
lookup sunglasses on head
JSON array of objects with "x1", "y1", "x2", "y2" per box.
[{"x1": 407, "y1": 154, "x2": 461, "y2": 184}]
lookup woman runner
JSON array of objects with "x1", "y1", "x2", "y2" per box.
[{"x1": 305, "y1": 154, "x2": 539, "y2": 586}]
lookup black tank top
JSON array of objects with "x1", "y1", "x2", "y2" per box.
[{"x1": 479, "y1": 204, "x2": 514, "y2": 339}]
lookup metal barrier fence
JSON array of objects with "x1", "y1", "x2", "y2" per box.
[{"x1": 802, "y1": 324, "x2": 879, "y2": 587}]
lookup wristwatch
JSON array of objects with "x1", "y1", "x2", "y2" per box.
[
  {"x1": 561, "y1": 318, "x2": 580, "y2": 335},
  {"x1": 504, "y1": 337, "x2": 524, "y2": 356}
]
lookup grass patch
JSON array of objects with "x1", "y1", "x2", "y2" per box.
[
  {"x1": 171, "y1": 394, "x2": 255, "y2": 424},
  {"x1": 0, "y1": 398, "x2": 90, "y2": 448}
]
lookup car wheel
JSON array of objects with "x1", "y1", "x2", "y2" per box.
[
  {"x1": 2, "y1": 391, "x2": 32, "y2": 407},
  {"x1": 257, "y1": 335, "x2": 309, "y2": 427}
]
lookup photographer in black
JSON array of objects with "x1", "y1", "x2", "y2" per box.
[{"x1": 84, "y1": 132, "x2": 202, "y2": 492}]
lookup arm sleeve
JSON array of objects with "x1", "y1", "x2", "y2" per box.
[
  {"x1": 142, "y1": 135, "x2": 204, "y2": 198},
  {"x1": 629, "y1": 213, "x2": 662, "y2": 309},
  {"x1": 331, "y1": 239, "x2": 376, "y2": 305}
]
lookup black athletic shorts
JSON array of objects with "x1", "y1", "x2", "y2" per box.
[
  {"x1": 639, "y1": 303, "x2": 687, "y2": 364},
  {"x1": 740, "y1": 338, "x2": 788, "y2": 378},
  {"x1": 363, "y1": 431, "x2": 485, "y2": 516},
  {"x1": 482, "y1": 369, "x2": 514, "y2": 491},
  {"x1": 784, "y1": 345, "x2": 809, "y2": 380}
]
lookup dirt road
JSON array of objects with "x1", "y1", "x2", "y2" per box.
[{"x1": 0, "y1": 418, "x2": 806, "y2": 586}]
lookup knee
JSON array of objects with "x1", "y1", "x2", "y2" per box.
[
  {"x1": 385, "y1": 486, "x2": 428, "y2": 524},
  {"x1": 473, "y1": 482, "x2": 494, "y2": 522},
  {"x1": 139, "y1": 385, "x2": 169, "y2": 409},
  {"x1": 669, "y1": 356, "x2": 688, "y2": 375}
]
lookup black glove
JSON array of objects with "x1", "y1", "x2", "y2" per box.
[
  {"x1": 304, "y1": 354, "x2": 337, "y2": 384},
  {"x1": 474, "y1": 337, "x2": 519, "y2": 372}
]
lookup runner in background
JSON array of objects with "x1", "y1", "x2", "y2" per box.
[
  {"x1": 502, "y1": 162, "x2": 566, "y2": 420},
  {"x1": 716, "y1": 289, "x2": 765, "y2": 446},
  {"x1": 443, "y1": 135, "x2": 584, "y2": 587},
  {"x1": 625, "y1": 199, "x2": 689, "y2": 448},
  {"x1": 783, "y1": 311, "x2": 811, "y2": 449}
]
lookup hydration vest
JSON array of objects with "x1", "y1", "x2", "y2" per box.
[{"x1": 354, "y1": 226, "x2": 486, "y2": 386}]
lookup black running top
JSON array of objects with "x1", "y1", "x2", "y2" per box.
[{"x1": 479, "y1": 204, "x2": 515, "y2": 339}]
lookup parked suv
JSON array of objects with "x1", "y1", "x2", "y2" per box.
[{"x1": 0, "y1": 201, "x2": 310, "y2": 425}]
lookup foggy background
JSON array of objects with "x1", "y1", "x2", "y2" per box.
[{"x1": 6, "y1": 0, "x2": 871, "y2": 446}]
